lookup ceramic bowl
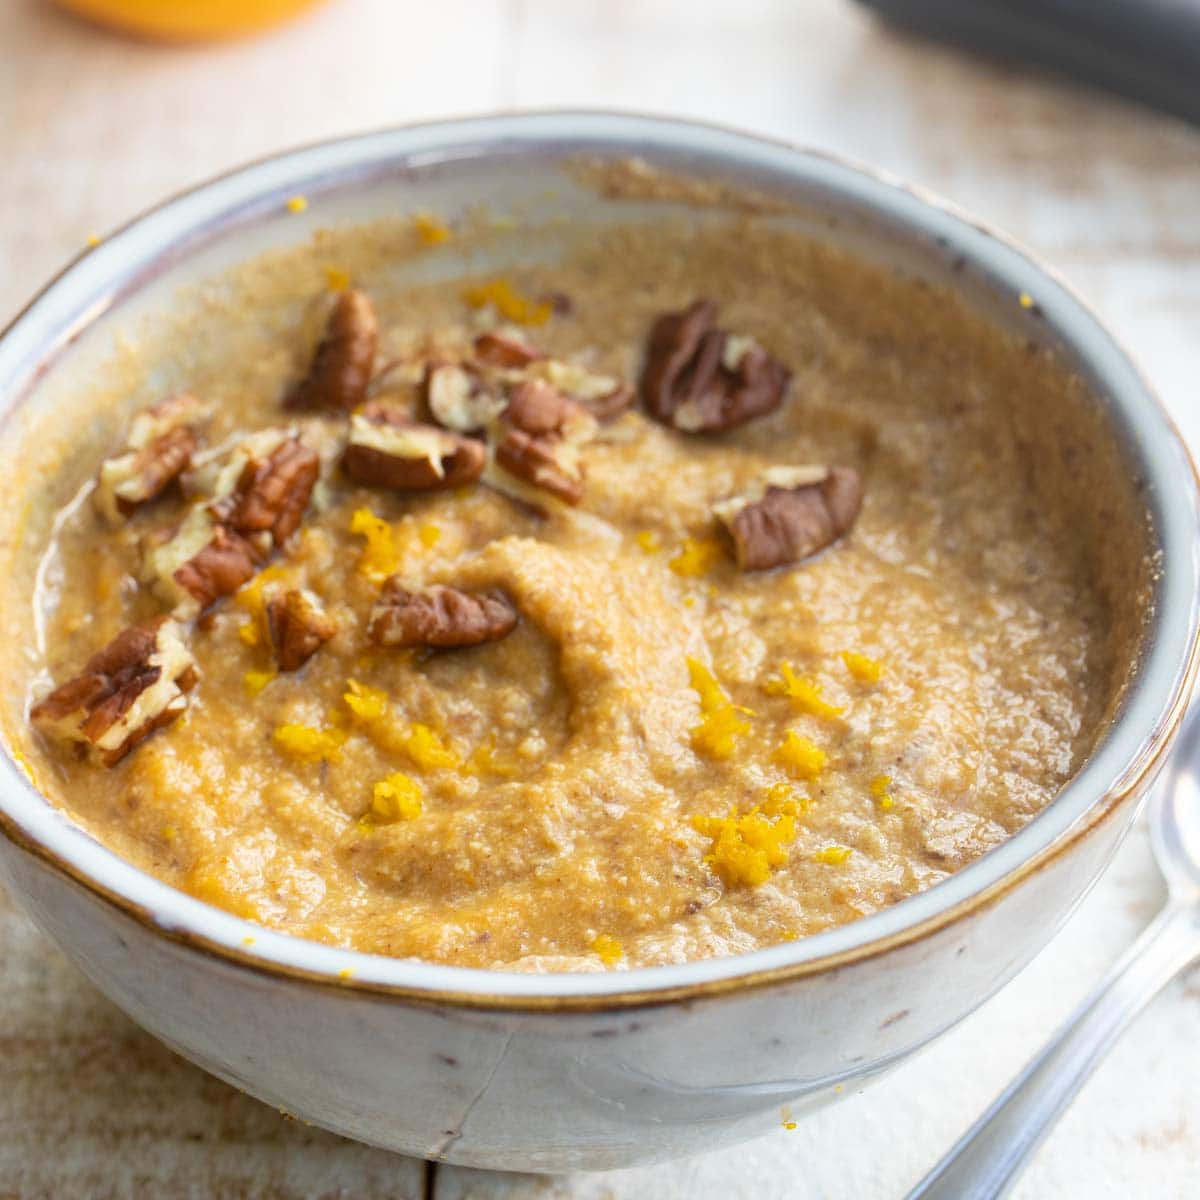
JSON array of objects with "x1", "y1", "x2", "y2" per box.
[{"x1": 0, "y1": 113, "x2": 1196, "y2": 1172}]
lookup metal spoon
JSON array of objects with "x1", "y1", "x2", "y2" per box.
[{"x1": 908, "y1": 708, "x2": 1200, "y2": 1199}]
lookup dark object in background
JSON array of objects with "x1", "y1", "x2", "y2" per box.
[{"x1": 855, "y1": 0, "x2": 1200, "y2": 126}]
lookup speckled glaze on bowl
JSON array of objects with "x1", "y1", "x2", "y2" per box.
[{"x1": 0, "y1": 113, "x2": 1195, "y2": 1172}]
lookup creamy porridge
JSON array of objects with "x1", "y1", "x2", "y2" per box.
[{"x1": 0, "y1": 212, "x2": 1150, "y2": 971}]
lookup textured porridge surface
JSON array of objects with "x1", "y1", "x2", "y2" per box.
[{"x1": 4, "y1": 215, "x2": 1148, "y2": 971}]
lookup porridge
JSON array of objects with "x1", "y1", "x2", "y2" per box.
[{"x1": 0, "y1": 213, "x2": 1149, "y2": 971}]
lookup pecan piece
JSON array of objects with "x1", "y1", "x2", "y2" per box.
[
  {"x1": 425, "y1": 362, "x2": 506, "y2": 435},
  {"x1": 640, "y1": 299, "x2": 790, "y2": 432},
  {"x1": 494, "y1": 432, "x2": 583, "y2": 505},
  {"x1": 185, "y1": 428, "x2": 301, "y2": 503},
  {"x1": 343, "y1": 402, "x2": 485, "y2": 491},
  {"x1": 95, "y1": 393, "x2": 206, "y2": 522},
  {"x1": 491, "y1": 379, "x2": 597, "y2": 506},
  {"x1": 173, "y1": 525, "x2": 264, "y2": 610},
  {"x1": 286, "y1": 289, "x2": 378, "y2": 412},
  {"x1": 580, "y1": 380, "x2": 634, "y2": 422},
  {"x1": 266, "y1": 587, "x2": 336, "y2": 671},
  {"x1": 503, "y1": 378, "x2": 593, "y2": 437},
  {"x1": 472, "y1": 330, "x2": 541, "y2": 369},
  {"x1": 223, "y1": 437, "x2": 320, "y2": 545},
  {"x1": 144, "y1": 430, "x2": 317, "y2": 616},
  {"x1": 527, "y1": 359, "x2": 633, "y2": 421},
  {"x1": 713, "y1": 466, "x2": 863, "y2": 571},
  {"x1": 141, "y1": 504, "x2": 263, "y2": 617},
  {"x1": 31, "y1": 617, "x2": 197, "y2": 766},
  {"x1": 368, "y1": 579, "x2": 517, "y2": 649}
]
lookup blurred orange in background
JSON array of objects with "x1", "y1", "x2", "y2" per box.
[{"x1": 52, "y1": 0, "x2": 328, "y2": 41}]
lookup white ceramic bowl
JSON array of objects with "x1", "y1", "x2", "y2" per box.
[{"x1": 0, "y1": 113, "x2": 1196, "y2": 1172}]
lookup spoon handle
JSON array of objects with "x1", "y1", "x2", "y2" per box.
[{"x1": 907, "y1": 901, "x2": 1200, "y2": 1200}]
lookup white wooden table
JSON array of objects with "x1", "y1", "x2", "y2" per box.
[{"x1": 1, "y1": 1, "x2": 1198, "y2": 1195}]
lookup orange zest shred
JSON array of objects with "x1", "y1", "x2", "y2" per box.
[
  {"x1": 870, "y1": 773, "x2": 895, "y2": 811},
  {"x1": 814, "y1": 845, "x2": 853, "y2": 866},
  {"x1": 413, "y1": 212, "x2": 452, "y2": 246},
  {"x1": 669, "y1": 536, "x2": 723, "y2": 577},
  {"x1": 243, "y1": 668, "x2": 276, "y2": 696},
  {"x1": 686, "y1": 656, "x2": 753, "y2": 759},
  {"x1": 461, "y1": 278, "x2": 551, "y2": 326},
  {"x1": 286, "y1": 195, "x2": 308, "y2": 213},
  {"x1": 349, "y1": 508, "x2": 401, "y2": 581},
  {"x1": 273, "y1": 723, "x2": 346, "y2": 763},
  {"x1": 470, "y1": 734, "x2": 520, "y2": 778},
  {"x1": 692, "y1": 803, "x2": 798, "y2": 888},
  {"x1": 592, "y1": 935, "x2": 624, "y2": 966},
  {"x1": 765, "y1": 661, "x2": 844, "y2": 719},
  {"x1": 775, "y1": 730, "x2": 827, "y2": 779},
  {"x1": 636, "y1": 529, "x2": 661, "y2": 553},
  {"x1": 762, "y1": 781, "x2": 806, "y2": 817},
  {"x1": 343, "y1": 679, "x2": 388, "y2": 723},
  {"x1": 371, "y1": 772, "x2": 423, "y2": 822},
  {"x1": 324, "y1": 265, "x2": 351, "y2": 292},
  {"x1": 236, "y1": 565, "x2": 284, "y2": 605},
  {"x1": 235, "y1": 564, "x2": 287, "y2": 639},
  {"x1": 842, "y1": 650, "x2": 883, "y2": 684},
  {"x1": 418, "y1": 523, "x2": 442, "y2": 548},
  {"x1": 400, "y1": 722, "x2": 461, "y2": 771}
]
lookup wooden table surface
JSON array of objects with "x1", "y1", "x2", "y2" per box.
[{"x1": 2, "y1": 1, "x2": 1198, "y2": 1196}]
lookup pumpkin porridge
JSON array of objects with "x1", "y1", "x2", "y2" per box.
[{"x1": 3, "y1": 214, "x2": 1150, "y2": 971}]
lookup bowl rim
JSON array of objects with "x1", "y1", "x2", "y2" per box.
[{"x1": 0, "y1": 109, "x2": 1196, "y2": 1011}]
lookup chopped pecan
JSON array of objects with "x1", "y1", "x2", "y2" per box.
[
  {"x1": 222, "y1": 437, "x2": 320, "y2": 545},
  {"x1": 503, "y1": 378, "x2": 591, "y2": 437},
  {"x1": 581, "y1": 381, "x2": 634, "y2": 422},
  {"x1": 527, "y1": 359, "x2": 633, "y2": 421},
  {"x1": 185, "y1": 427, "x2": 301, "y2": 499},
  {"x1": 141, "y1": 505, "x2": 260, "y2": 617},
  {"x1": 143, "y1": 430, "x2": 317, "y2": 616},
  {"x1": 31, "y1": 617, "x2": 197, "y2": 766},
  {"x1": 368, "y1": 579, "x2": 517, "y2": 649},
  {"x1": 128, "y1": 392, "x2": 205, "y2": 443},
  {"x1": 286, "y1": 289, "x2": 378, "y2": 412},
  {"x1": 95, "y1": 393, "x2": 206, "y2": 522},
  {"x1": 173, "y1": 524, "x2": 264, "y2": 609},
  {"x1": 370, "y1": 356, "x2": 427, "y2": 392},
  {"x1": 640, "y1": 299, "x2": 791, "y2": 432},
  {"x1": 493, "y1": 432, "x2": 582, "y2": 505},
  {"x1": 343, "y1": 403, "x2": 485, "y2": 491},
  {"x1": 105, "y1": 427, "x2": 198, "y2": 518},
  {"x1": 140, "y1": 507, "x2": 212, "y2": 613},
  {"x1": 713, "y1": 465, "x2": 863, "y2": 571},
  {"x1": 266, "y1": 588, "x2": 336, "y2": 671},
  {"x1": 472, "y1": 331, "x2": 541, "y2": 369},
  {"x1": 425, "y1": 362, "x2": 506, "y2": 435},
  {"x1": 491, "y1": 379, "x2": 597, "y2": 505}
]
